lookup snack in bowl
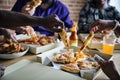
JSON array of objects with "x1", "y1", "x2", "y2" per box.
[{"x1": 0, "y1": 39, "x2": 29, "y2": 59}]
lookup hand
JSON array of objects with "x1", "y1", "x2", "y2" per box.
[
  {"x1": 26, "y1": 26, "x2": 37, "y2": 37},
  {"x1": 21, "y1": 4, "x2": 35, "y2": 15},
  {"x1": 96, "y1": 60, "x2": 120, "y2": 80},
  {"x1": 1, "y1": 28, "x2": 17, "y2": 42},
  {"x1": 0, "y1": 64, "x2": 5, "y2": 78},
  {"x1": 90, "y1": 19, "x2": 115, "y2": 33},
  {"x1": 42, "y1": 15, "x2": 65, "y2": 32},
  {"x1": 13, "y1": 26, "x2": 28, "y2": 34}
]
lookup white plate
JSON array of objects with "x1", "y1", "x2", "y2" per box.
[{"x1": 0, "y1": 44, "x2": 29, "y2": 59}]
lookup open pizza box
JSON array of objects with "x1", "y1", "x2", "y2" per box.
[
  {"x1": 16, "y1": 34, "x2": 63, "y2": 54},
  {"x1": 1, "y1": 59, "x2": 85, "y2": 80},
  {"x1": 78, "y1": 33, "x2": 120, "y2": 50},
  {"x1": 27, "y1": 41, "x2": 63, "y2": 54},
  {"x1": 37, "y1": 46, "x2": 113, "y2": 80}
]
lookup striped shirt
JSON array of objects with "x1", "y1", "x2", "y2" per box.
[{"x1": 78, "y1": 1, "x2": 120, "y2": 33}]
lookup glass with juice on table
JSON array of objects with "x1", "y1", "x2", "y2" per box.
[{"x1": 102, "y1": 31, "x2": 116, "y2": 55}]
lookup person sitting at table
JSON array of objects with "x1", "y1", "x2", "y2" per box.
[
  {"x1": 11, "y1": 0, "x2": 73, "y2": 36},
  {"x1": 0, "y1": 10, "x2": 64, "y2": 77},
  {"x1": 90, "y1": 19, "x2": 120, "y2": 80},
  {"x1": 90, "y1": 19, "x2": 120, "y2": 36},
  {"x1": 0, "y1": 10, "x2": 64, "y2": 43},
  {"x1": 77, "y1": 0, "x2": 120, "y2": 33}
]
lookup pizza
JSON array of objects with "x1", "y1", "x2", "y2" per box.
[
  {"x1": 77, "y1": 60, "x2": 99, "y2": 70},
  {"x1": 27, "y1": 0, "x2": 42, "y2": 8},
  {"x1": 18, "y1": 36, "x2": 56, "y2": 46},
  {"x1": 60, "y1": 63, "x2": 80, "y2": 73},
  {"x1": 53, "y1": 52, "x2": 75, "y2": 64},
  {"x1": 59, "y1": 29, "x2": 70, "y2": 52}
]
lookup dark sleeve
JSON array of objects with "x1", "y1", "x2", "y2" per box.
[
  {"x1": 11, "y1": 0, "x2": 31, "y2": 12},
  {"x1": 0, "y1": 10, "x2": 42, "y2": 27},
  {"x1": 114, "y1": 7, "x2": 120, "y2": 23},
  {"x1": 78, "y1": 2, "x2": 91, "y2": 33}
]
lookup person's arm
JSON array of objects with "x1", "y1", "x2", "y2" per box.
[
  {"x1": 0, "y1": 10, "x2": 64, "y2": 32},
  {"x1": 0, "y1": 27, "x2": 17, "y2": 42},
  {"x1": 96, "y1": 59, "x2": 120, "y2": 80},
  {"x1": 90, "y1": 19, "x2": 120, "y2": 36},
  {"x1": 0, "y1": 10, "x2": 43, "y2": 27},
  {"x1": 11, "y1": 0, "x2": 31, "y2": 12}
]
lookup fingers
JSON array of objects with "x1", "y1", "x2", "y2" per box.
[
  {"x1": 0, "y1": 65, "x2": 6, "y2": 71},
  {"x1": 5, "y1": 30, "x2": 17, "y2": 42},
  {"x1": 0, "y1": 64, "x2": 5, "y2": 78}
]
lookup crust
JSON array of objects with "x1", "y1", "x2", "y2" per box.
[{"x1": 60, "y1": 63, "x2": 80, "y2": 74}]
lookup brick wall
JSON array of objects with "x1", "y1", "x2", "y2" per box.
[{"x1": 0, "y1": 0, "x2": 87, "y2": 22}]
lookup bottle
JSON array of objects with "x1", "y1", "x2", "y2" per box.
[{"x1": 69, "y1": 23, "x2": 78, "y2": 47}]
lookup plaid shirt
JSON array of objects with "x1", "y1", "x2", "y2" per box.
[{"x1": 78, "y1": 1, "x2": 120, "y2": 33}]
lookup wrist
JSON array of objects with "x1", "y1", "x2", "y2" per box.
[
  {"x1": 112, "y1": 20, "x2": 119, "y2": 31},
  {"x1": 114, "y1": 21, "x2": 120, "y2": 37},
  {"x1": 0, "y1": 28, "x2": 6, "y2": 34}
]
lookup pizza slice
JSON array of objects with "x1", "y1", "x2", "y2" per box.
[
  {"x1": 27, "y1": 0, "x2": 42, "y2": 9},
  {"x1": 60, "y1": 63, "x2": 80, "y2": 74},
  {"x1": 53, "y1": 52, "x2": 75, "y2": 64},
  {"x1": 59, "y1": 28, "x2": 70, "y2": 52}
]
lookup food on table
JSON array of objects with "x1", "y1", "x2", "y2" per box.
[
  {"x1": 26, "y1": 26, "x2": 37, "y2": 37},
  {"x1": 0, "y1": 39, "x2": 25, "y2": 54},
  {"x1": 75, "y1": 32, "x2": 94, "y2": 61},
  {"x1": 18, "y1": 36, "x2": 56, "y2": 46},
  {"x1": 27, "y1": 0, "x2": 42, "y2": 8},
  {"x1": 59, "y1": 28, "x2": 70, "y2": 52},
  {"x1": 77, "y1": 60, "x2": 99, "y2": 70},
  {"x1": 53, "y1": 52, "x2": 75, "y2": 64},
  {"x1": 52, "y1": 50, "x2": 99, "y2": 74},
  {"x1": 60, "y1": 63, "x2": 80, "y2": 73}
]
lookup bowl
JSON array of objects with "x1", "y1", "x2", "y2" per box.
[{"x1": 0, "y1": 44, "x2": 29, "y2": 59}]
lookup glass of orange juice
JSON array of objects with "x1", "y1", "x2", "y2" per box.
[{"x1": 102, "y1": 34, "x2": 116, "y2": 55}]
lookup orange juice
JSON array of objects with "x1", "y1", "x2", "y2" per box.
[{"x1": 103, "y1": 43, "x2": 115, "y2": 55}]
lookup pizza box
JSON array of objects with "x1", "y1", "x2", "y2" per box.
[
  {"x1": 78, "y1": 33, "x2": 120, "y2": 50},
  {"x1": 27, "y1": 41, "x2": 63, "y2": 54},
  {"x1": 16, "y1": 34, "x2": 63, "y2": 54},
  {"x1": 1, "y1": 59, "x2": 85, "y2": 80},
  {"x1": 37, "y1": 46, "x2": 113, "y2": 80}
]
